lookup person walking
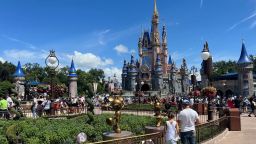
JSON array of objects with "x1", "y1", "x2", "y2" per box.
[
  {"x1": 177, "y1": 100, "x2": 200, "y2": 144},
  {"x1": 0, "y1": 96, "x2": 8, "y2": 119},
  {"x1": 165, "y1": 112, "x2": 179, "y2": 144},
  {"x1": 248, "y1": 97, "x2": 256, "y2": 117}
]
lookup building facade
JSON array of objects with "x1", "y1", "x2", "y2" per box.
[
  {"x1": 210, "y1": 42, "x2": 255, "y2": 98},
  {"x1": 121, "y1": 0, "x2": 190, "y2": 97}
]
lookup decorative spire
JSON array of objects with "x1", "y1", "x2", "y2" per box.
[
  {"x1": 129, "y1": 55, "x2": 137, "y2": 73},
  {"x1": 162, "y1": 25, "x2": 167, "y2": 43},
  {"x1": 168, "y1": 55, "x2": 172, "y2": 64},
  {"x1": 155, "y1": 55, "x2": 163, "y2": 72},
  {"x1": 13, "y1": 61, "x2": 25, "y2": 77},
  {"x1": 154, "y1": 0, "x2": 158, "y2": 16},
  {"x1": 68, "y1": 59, "x2": 77, "y2": 77},
  {"x1": 237, "y1": 41, "x2": 252, "y2": 64}
]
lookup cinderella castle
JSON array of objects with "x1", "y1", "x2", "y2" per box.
[{"x1": 121, "y1": 0, "x2": 190, "y2": 97}]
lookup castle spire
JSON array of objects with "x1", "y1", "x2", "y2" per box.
[
  {"x1": 68, "y1": 59, "x2": 77, "y2": 77},
  {"x1": 13, "y1": 61, "x2": 25, "y2": 77},
  {"x1": 154, "y1": 0, "x2": 158, "y2": 16},
  {"x1": 237, "y1": 41, "x2": 252, "y2": 64}
]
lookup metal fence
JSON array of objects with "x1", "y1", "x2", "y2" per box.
[
  {"x1": 195, "y1": 116, "x2": 228, "y2": 143},
  {"x1": 99, "y1": 109, "x2": 219, "y2": 124},
  {"x1": 90, "y1": 116, "x2": 228, "y2": 144},
  {"x1": 91, "y1": 132, "x2": 165, "y2": 144},
  {"x1": 21, "y1": 107, "x2": 87, "y2": 118}
]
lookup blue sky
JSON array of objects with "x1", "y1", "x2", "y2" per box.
[{"x1": 0, "y1": 0, "x2": 256, "y2": 79}]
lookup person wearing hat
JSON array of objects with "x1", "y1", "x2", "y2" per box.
[{"x1": 177, "y1": 99, "x2": 200, "y2": 144}]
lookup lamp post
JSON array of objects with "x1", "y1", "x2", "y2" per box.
[
  {"x1": 201, "y1": 42, "x2": 213, "y2": 121},
  {"x1": 190, "y1": 66, "x2": 197, "y2": 101},
  {"x1": 45, "y1": 50, "x2": 59, "y2": 99}
]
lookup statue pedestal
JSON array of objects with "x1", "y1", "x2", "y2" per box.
[
  {"x1": 145, "y1": 126, "x2": 165, "y2": 134},
  {"x1": 103, "y1": 131, "x2": 133, "y2": 141}
]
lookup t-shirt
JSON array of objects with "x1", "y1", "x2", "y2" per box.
[
  {"x1": 0, "y1": 99, "x2": 8, "y2": 110},
  {"x1": 178, "y1": 108, "x2": 199, "y2": 132},
  {"x1": 166, "y1": 120, "x2": 177, "y2": 141}
]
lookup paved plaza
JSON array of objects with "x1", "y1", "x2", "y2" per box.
[{"x1": 219, "y1": 114, "x2": 256, "y2": 144}]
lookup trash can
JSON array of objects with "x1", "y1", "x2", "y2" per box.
[{"x1": 229, "y1": 108, "x2": 241, "y2": 131}]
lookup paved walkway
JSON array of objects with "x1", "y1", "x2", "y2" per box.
[{"x1": 219, "y1": 114, "x2": 256, "y2": 144}]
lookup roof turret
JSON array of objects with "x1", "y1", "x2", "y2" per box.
[{"x1": 13, "y1": 61, "x2": 25, "y2": 77}]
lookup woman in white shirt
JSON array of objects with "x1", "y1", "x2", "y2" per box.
[{"x1": 165, "y1": 112, "x2": 179, "y2": 144}]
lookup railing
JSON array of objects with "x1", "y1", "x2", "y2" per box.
[
  {"x1": 99, "y1": 108, "x2": 219, "y2": 124},
  {"x1": 195, "y1": 116, "x2": 228, "y2": 143},
  {"x1": 90, "y1": 116, "x2": 228, "y2": 144},
  {"x1": 21, "y1": 107, "x2": 87, "y2": 118},
  {"x1": 91, "y1": 132, "x2": 165, "y2": 144}
]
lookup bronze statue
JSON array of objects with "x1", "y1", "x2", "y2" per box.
[
  {"x1": 153, "y1": 96, "x2": 163, "y2": 127},
  {"x1": 106, "y1": 95, "x2": 124, "y2": 133}
]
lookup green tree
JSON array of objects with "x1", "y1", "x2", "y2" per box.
[
  {"x1": 0, "y1": 81, "x2": 14, "y2": 96},
  {"x1": 212, "y1": 60, "x2": 237, "y2": 78},
  {"x1": 0, "y1": 61, "x2": 16, "y2": 82}
]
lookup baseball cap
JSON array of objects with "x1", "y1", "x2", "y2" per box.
[{"x1": 182, "y1": 99, "x2": 190, "y2": 105}]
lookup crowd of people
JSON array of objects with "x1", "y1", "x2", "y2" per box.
[
  {"x1": 31, "y1": 96, "x2": 86, "y2": 118},
  {"x1": 0, "y1": 94, "x2": 23, "y2": 119}
]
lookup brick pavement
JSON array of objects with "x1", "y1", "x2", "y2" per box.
[{"x1": 219, "y1": 113, "x2": 256, "y2": 144}]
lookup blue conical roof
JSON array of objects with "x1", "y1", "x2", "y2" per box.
[
  {"x1": 237, "y1": 42, "x2": 252, "y2": 64},
  {"x1": 68, "y1": 59, "x2": 77, "y2": 77},
  {"x1": 168, "y1": 55, "x2": 172, "y2": 64},
  {"x1": 13, "y1": 61, "x2": 25, "y2": 77}
]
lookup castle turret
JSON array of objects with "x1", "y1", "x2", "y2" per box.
[
  {"x1": 128, "y1": 55, "x2": 138, "y2": 91},
  {"x1": 151, "y1": 0, "x2": 161, "y2": 67},
  {"x1": 121, "y1": 60, "x2": 128, "y2": 90},
  {"x1": 237, "y1": 41, "x2": 253, "y2": 97},
  {"x1": 13, "y1": 61, "x2": 25, "y2": 97},
  {"x1": 138, "y1": 37, "x2": 143, "y2": 64},
  {"x1": 162, "y1": 25, "x2": 168, "y2": 74},
  {"x1": 153, "y1": 55, "x2": 163, "y2": 91},
  {"x1": 68, "y1": 59, "x2": 78, "y2": 98}
]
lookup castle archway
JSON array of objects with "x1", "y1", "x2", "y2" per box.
[{"x1": 141, "y1": 84, "x2": 150, "y2": 91}]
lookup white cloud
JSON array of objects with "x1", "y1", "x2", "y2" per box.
[
  {"x1": 130, "y1": 49, "x2": 136, "y2": 54},
  {"x1": 2, "y1": 35, "x2": 37, "y2": 49},
  {"x1": 0, "y1": 57, "x2": 5, "y2": 63},
  {"x1": 68, "y1": 51, "x2": 113, "y2": 69},
  {"x1": 114, "y1": 44, "x2": 129, "y2": 54},
  {"x1": 103, "y1": 67, "x2": 122, "y2": 82},
  {"x1": 4, "y1": 49, "x2": 36, "y2": 59},
  {"x1": 227, "y1": 11, "x2": 256, "y2": 31}
]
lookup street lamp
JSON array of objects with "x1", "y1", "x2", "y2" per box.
[
  {"x1": 190, "y1": 66, "x2": 198, "y2": 101},
  {"x1": 200, "y1": 42, "x2": 213, "y2": 121},
  {"x1": 45, "y1": 50, "x2": 59, "y2": 99}
]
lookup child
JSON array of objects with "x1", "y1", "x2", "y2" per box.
[{"x1": 165, "y1": 112, "x2": 179, "y2": 144}]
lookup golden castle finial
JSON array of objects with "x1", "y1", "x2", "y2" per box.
[{"x1": 154, "y1": 0, "x2": 158, "y2": 15}]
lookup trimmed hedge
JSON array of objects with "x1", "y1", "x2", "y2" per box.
[{"x1": 0, "y1": 114, "x2": 156, "y2": 143}]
